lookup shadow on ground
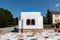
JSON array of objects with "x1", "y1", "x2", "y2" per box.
[{"x1": 11, "y1": 28, "x2": 18, "y2": 32}]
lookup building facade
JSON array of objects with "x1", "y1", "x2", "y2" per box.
[
  {"x1": 19, "y1": 12, "x2": 43, "y2": 32},
  {"x1": 47, "y1": 9, "x2": 60, "y2": 24}
]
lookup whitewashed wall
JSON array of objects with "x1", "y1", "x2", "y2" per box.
[{"x1": 19, "y1": 12, "x2": 43, "y2": 29}]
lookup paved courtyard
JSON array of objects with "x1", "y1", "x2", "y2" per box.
[{"x1": 0, "y1": 30, "x2": 60, "y2": 40}]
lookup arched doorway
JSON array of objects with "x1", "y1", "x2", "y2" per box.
[
  {"x1": 31, "y1": 19, "x2": 35, "y2": 25},
  {"x1": 26, "y1": 19, "x2": 30, "y2": 25}
]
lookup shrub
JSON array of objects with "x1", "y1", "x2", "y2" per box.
[{"x1": 44, "y1": 24, "x2": 51, "y2": 28}]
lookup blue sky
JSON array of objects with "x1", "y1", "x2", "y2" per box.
[{"x1": 0, "y1": 0, "x2": 60, "y2": 18}]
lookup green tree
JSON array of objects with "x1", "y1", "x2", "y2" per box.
[
  {"x1": 14, "y1": 17, "x2": 18, "y2": 25},
  {"x1": 0, "y1": 8, "x2": 14, "y2": 27}
]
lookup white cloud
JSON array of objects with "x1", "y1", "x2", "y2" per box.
[{"x1": 55, "y1": 4, "x2": 60, "y2": 7}]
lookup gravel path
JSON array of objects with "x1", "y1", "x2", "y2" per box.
[{"x1": 0, "y1": 27, "x2": 14, "y2": 33}]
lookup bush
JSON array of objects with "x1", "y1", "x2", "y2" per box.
[
  {"x1": 44, "y1": 24, "x2": 51, "y2": 28},
  {"x1": 55, "y1": 23, "x2": 60, "y2": 28},
  {"x1": 51, "y1": 24, "x2": 56, "y2": 28}
]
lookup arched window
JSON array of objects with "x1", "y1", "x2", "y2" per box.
[
  {"x1": 26, "y1": 19, "x2": 30, "y2": 25},
  {"x1": 31, "y1": 19, "x2": 35, "y2": 25}
]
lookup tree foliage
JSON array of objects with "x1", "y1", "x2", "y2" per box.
[
  {"x1": 14, "y1": 17, "x2": 18, "y2": 25},
  {"x1": 0, "y1": 8, "x2": 14, "y2": 27}
]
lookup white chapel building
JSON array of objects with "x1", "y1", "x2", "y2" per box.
[{"x1": 19, "y1": 12, "x2": 43, "y2": 32}]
